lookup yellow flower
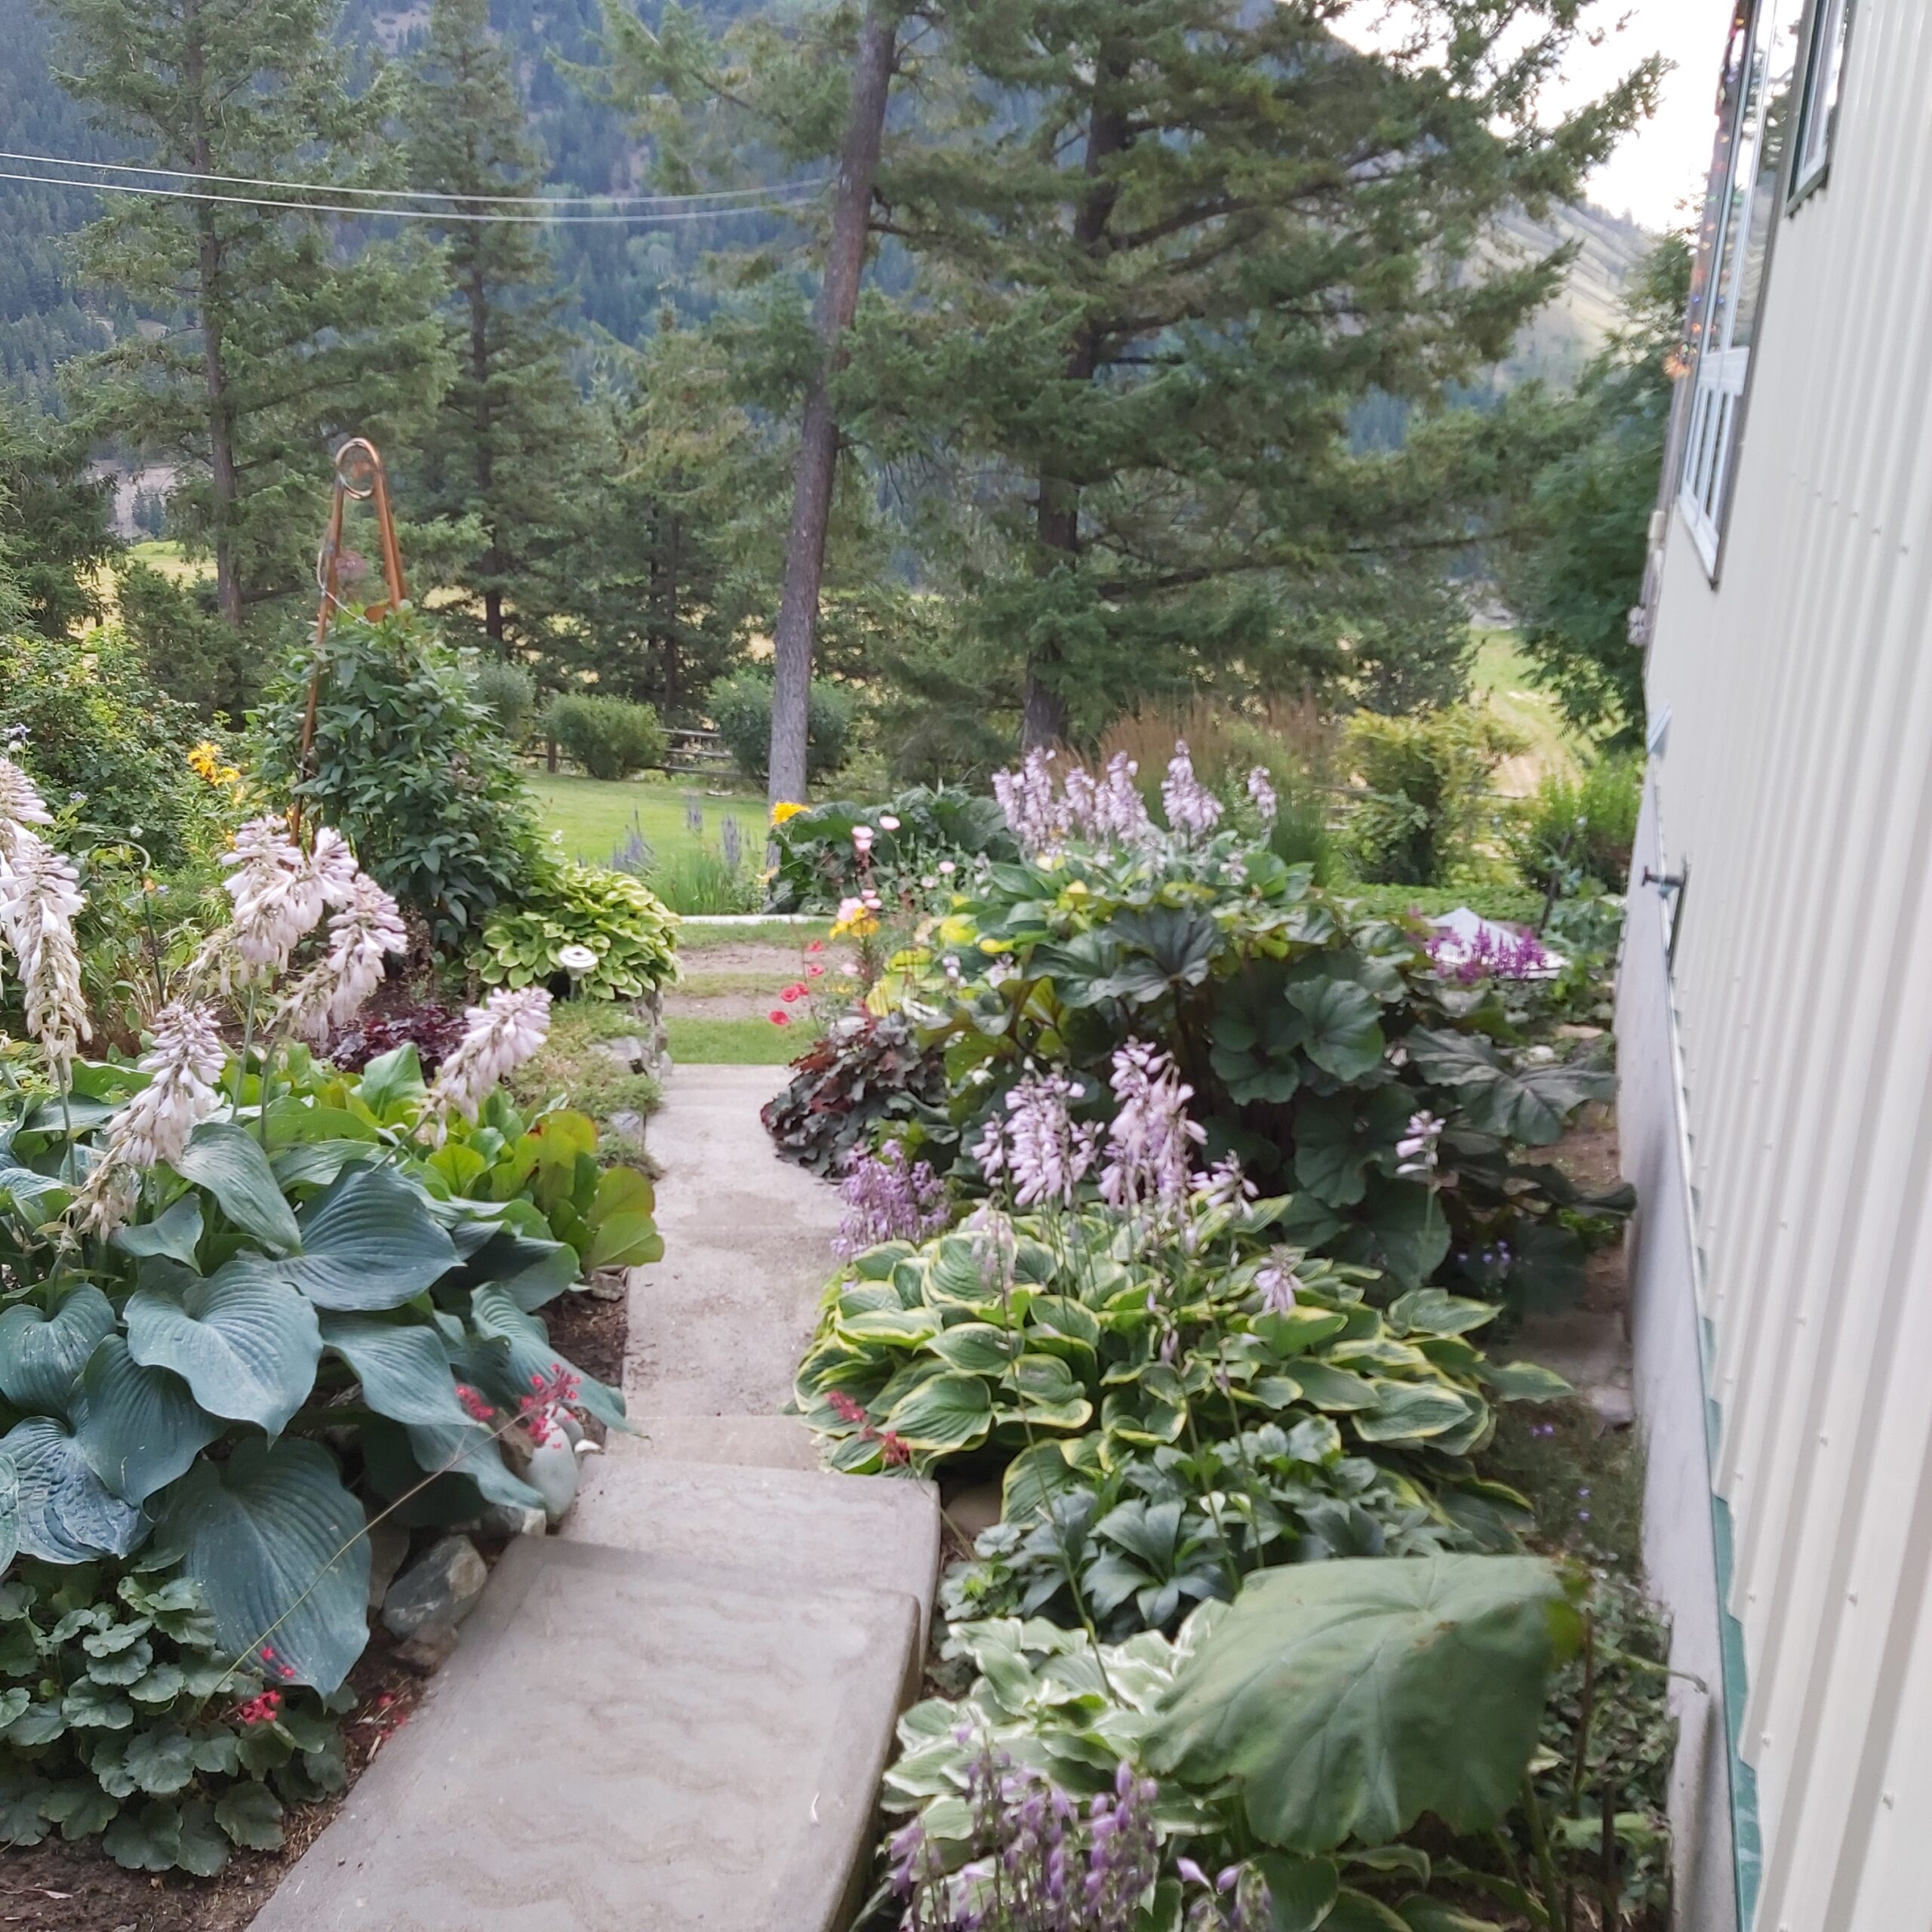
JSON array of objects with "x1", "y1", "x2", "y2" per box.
[
  {"x1": 770, "y1": 799, "x2": 808, "y2": 826},
  {"x1": 187, "y1": 740, "x2": 242, "y2": 788}
]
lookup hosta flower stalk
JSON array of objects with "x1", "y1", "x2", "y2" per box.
[
  {"x1": 278, "y1": 873, "x2": 408, "y2": 1044},
  {"x1": 420, "y1": 987, "x2": 552, "y2": 1138}
]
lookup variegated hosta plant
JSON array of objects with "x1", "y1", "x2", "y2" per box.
[{"x1": 0, "y1": 761, "x2": 655, "y2": 1706}]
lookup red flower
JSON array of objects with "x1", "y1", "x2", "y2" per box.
[
  {"x1": 806, "y1": 940, "x2": 826, "y2": 954},
  {"x1": 807, "y1": 964, "x2": 826, "y2": 979},
  {"x1": 878, "y1": 1431, "x2": 911, "y2": 1467},
  {"x1": 826, "y1": 1389, "x2": 869, "y2": 1426},
  {"x1": 780, "y1": 983, "x2": 807, "y2": 1002},
  {"x1": 234, "y1": 1689, "x2": 282, "y2": 1726},
  {"x1": 769, "y1": 1009, "x2": 792, "y2": 1026},
  {"x1": 456, "y1": 1383, "x2": 496, "y2": 1422}
]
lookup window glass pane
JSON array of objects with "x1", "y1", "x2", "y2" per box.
[
  {"x1": 1683, "y1": 4, "x2": 1752, "y2": 365},
  {"x1": 1795, "y1": 0, "x2": 1854, "y2": 192},
  {"x1": 1730, "y1": 0, "x2": 1807, "y2": 350}
]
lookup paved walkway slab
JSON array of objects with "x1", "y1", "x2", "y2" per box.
[
  {"x1": 623, "y1": 1064, "x2": 839, "y2": 1421},
  {"x1": 251, "y1": 1538, "x2": 919, "y2": 1932}
]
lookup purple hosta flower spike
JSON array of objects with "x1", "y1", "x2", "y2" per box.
[
  {"x1": 833, "y1": 1143, "x2": 949, "y2": 1257},
  {"x1": 1245, "y1": 765, "x2": 1278, "y2": 826},
  {"x1": 1255, "y1": 1257, "x2": 1301, "y2": 1315},
  {"x1": 1161, "y1": 740, "x2": 1223, "y2": 842},
  {"x1": 1101, "y1": 1041, "x2": 1204, "y2": 1223},
  {"x1": 1395, "y1": 1110, "x2": 1444, "y2": 1178},
  {"x1": 1192, "y1": 1152, "x2": 1256, "y2": 1213},
  {"x1": 1001, "y1": 1070, "x2": 1100, "y2": 1210}
]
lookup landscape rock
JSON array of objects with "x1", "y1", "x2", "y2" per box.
[
  {"x1": 477, "y1": 1503, "x2": 548, "y2": 1540},
  {"x1": 382, "y1": 1534, "x2": 488, "y2": 1640},
  {"x1": 395, "y1": 1623, "x2": 463, "y2": 1674},
  {"x1": 365, "y1": 1518, "x2": 411, "y2": 1612}
]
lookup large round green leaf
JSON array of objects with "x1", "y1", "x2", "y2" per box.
[
  {"x1": 317, "y1": 1314, "x2": 468, "y2": 1428},
  {"x1": 72, "y1": 1339, "x2": 221, "y2": 1505},
  {"x1": 1144, "y1": 1556, "x2": 1583, "y2": 1852},
  {"x1": 4, "y1": 1416, "x2": 146, "y2": 1561},
  {"x1": 154, "y1": 1438, "x2": 370, "y2": 1694},
  {"x1": 251, "y1": 1164, "x2": 458, "y2": 1312},
  {"x1": 1287, "y1": 978, "x2": 1386, "y2": 1081},
  {"x1": 171, "y1": 1123, "x2": 300, "y2": 1253},
  {"x1": 881, "y1": 1372, "x2": 995, "y2": 1454},
  {"x1": 469, "y1": 1284, "x2": 625, "y2": 1428},
  {"x1": 111, "y1": 1195, "x2": 205, "y2": 1270},
  {"x1": 0, "y1": 1285, "x2": 115, "y2": 1416},
  {"x1": 125, "y1": 1269, "x2": 321, "y2": 1435}
]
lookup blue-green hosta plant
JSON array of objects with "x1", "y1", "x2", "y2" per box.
[
  {"x1": 909, "y1": 746, "x2": 1630, "y2": 1310},
  {"x1": 0, "y1": 768, "x2": 648, "y2": 1715},
  {"x1": 878, "y1": 1556, "x2": 1589, "y2": 1932}
]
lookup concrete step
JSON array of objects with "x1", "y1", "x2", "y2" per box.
[
  {"x1": 629, "y1": 1411, "x2": 823, "y2": 1471},
  {"x1": 568, "y1": 1443, "x2": 940, "y2": 1647},
  {"x1": 250, "y1": 1537, "x2": 918, "y2": 1932}
]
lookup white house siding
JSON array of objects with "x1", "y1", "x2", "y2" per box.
[{"x1": 1629, "y1": 2, "x2": 1932, "y2": 1927}]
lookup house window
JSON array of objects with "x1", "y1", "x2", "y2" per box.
[
  {"x1": 1791, "y1": 0, "x2": 1856, "y2": 203},
  {"x1": 1678, "y1": 0, "x2": 1810, "y2": 574}
]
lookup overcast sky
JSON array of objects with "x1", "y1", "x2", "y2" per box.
[{"x1": 1558, "y1": 0, "x2": 1740, "y2": 232}]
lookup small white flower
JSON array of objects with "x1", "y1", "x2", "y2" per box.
[
  {"x1": 938, "y1": 860, "x2": 955, "y2": 876},
  {"x1": 878, "y1": 814, "x2": 900, "y2": 832},
  {"x1": 556, "y1": 943, "x2": 599, "y2": 977}
]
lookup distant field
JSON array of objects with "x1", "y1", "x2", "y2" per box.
[
  {"x1": 1469, "y1": 629, "x2": 1582, "y2": 795},
  {"x1": 530, "y1": 773, "x2": 764, "y2": 869}
]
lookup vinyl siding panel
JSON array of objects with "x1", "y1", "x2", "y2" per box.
[{"x1": 1636, "y1": 2, "x2": 1932, "y2": 1926}]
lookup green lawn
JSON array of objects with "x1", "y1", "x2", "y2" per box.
[
  {"x1": 530, "y1": 773, "x2": 764, "y2": 868},
  {"x1": 666, "y1": 1014, "x2": 817, "y2": 1066},
  {"x1": 1469, "y1": 629, "x2": 1582, "y2": 792},
  {"x1": 678, "y1": 918, "x2": 832, "y2": 951}
]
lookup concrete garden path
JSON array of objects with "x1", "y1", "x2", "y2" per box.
[{"x1": 253, "y1": 1066, "x2": 940, "y2": 1932}]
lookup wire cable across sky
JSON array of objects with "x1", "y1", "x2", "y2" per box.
[{"x1": 0, "y1": 149, "x2": 827, "y2": 225}]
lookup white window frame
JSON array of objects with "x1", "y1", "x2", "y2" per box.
[
  {"x1": 1678, "y1": 0, "x2": 1809, "y2": 576},
  {"x1": 1790, "y1": 0, "x2": 1855, "y2": 206}
]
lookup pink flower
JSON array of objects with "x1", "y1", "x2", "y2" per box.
[
  {"x1": 456, "y1": 1383, "x2": 496, "y2": 1422},
  {"x1": 878, "y1": 1430, "x2": 910, "y2": 1466},
  {"x1": 769, "y1": 1008, "x2": 792, "y2": 1026},
  {"x1": 780, "y1": 983, "x2": 807, "y2": 1002},
  {"x1": 518, "y1": 1362, "x2": 583, "y2": 1446},
  {"x1": 878, "y1": 814, "x2": 901, "y2": 831},
  {"x1": 234, "y1": 1689, "x2": 282, "y2": 1726},
  {"x1": 827, "y1": 1389, "x2": 869, "y2": 1426},
  {"x1": 807, "y1": 963, "x2": 826, "y2": 978},
  {"x1": 806, "y1": 940, "x2": 826, "y2": 954}
]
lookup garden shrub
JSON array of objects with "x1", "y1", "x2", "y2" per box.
[
  {"x1": 1344, "y1": 703, "x2": 1524, "y2": 886},
  {"x1": 709, "y1": 667, "x2": 854, "y2": 782},
  {"x1": 254, "y1": 612, "x2": 540, "y2": 949},
  {"x1": 469, "y1": 659, "x2": 537, "y2": 745},
  {"x1": 761, "y1": 1012, "x2": 949, "y2": 1177},
  {"x1": 474, "y1": 860, "x2": 679, "y2": 1002},
  {"x1": 544, "y1": 691, "x2": 667, "y2": 781},
  {"x1": 1508, "y1": 751, "x2": 1642, "y2": 896},
  {"x1": 766, "y1": 786, "x2": 1017, "y2": 913},
  {"x1": 0, "y1": 628, "x2": 231, "y2": 867}
]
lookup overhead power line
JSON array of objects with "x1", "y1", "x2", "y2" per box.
[{"x1": 0, "y1": 162, "x2": 823, "y2": 225}]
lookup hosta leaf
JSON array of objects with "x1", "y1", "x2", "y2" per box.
[
  {"x1": 469, "y1": 1284, "x2": 625, "y2": 1429},
  {"x1": 1145, "y1": 1556, "x2": 1583, "y2": 1851},
  {"x1": 74, "y1": 1338, "x2": 221, "y2": 1504},
  {"x1": 255, "y1": 1163, "x2": 459, "y2": 1311},
  {"x1": 0, "y1": 1284, "x2": 115, "y2": 1414},
  {"x1": 171, "y1": 1123, "x2": 300, "y2": 1253},
  {"x1": 1386, "y1": 1289, "x2": 1497, "y2": 1339},
  {"x1": 5, "y1": 1416, "x2": 145, "y2": 1561},
  {"x1": 1254, "y1": 1855, "x2": 1340, "y2": 1932},
  {"x1": 928, "y1": 1323, "x2": 1017, "y2": 1374},
  {"x1": 881, "y1": 1371, "x2": 994, "y2": 1454},
  {"x1": 1478, "y1": 1359, "x2": 1574, "y2": 1403},
  {"x1": 0, "y1": 1451, "x2": 15, "y2": 1575},
  {"x1": 155, "y1": 1438, "x2": 370, "y2": 1695},
  {"x1": 1352, "y1": 1383, "x2": 1478, "y2": 1445},
  {"x1": 317, "y1": 1313, "x2": 469, "y2": 1428},
  {"x1": 112, "y1": 1194, "x2": 205, "y2": 1270},
  {"x1": 126, "y1": 1266, "x2": 321, "y2": 1435},
  {"x1": 353, "y1": 1044, "x2": 426, "y2": 1120}
]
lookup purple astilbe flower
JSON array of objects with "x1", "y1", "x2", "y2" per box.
[
  {"x1": 1395, "y1": 1110, "x2": 1444, "y2": 1179},
  {"x1": 1002, "y1": 1071, "x2": 1101, "y2": 1210},
  {"x1": 1100, "y1": 1041, "x2": 1204, "y2": 1222},
  {"x1": 1245, "y1": 766, "x2": 1278, "y2": 826},
  {"x1": 834, "y1": 1143, "x2": 950, "y2": 1257},
  {"x1": 1425, "y1": 924, "x2": 1552, "y2": 984},
  {"x1": 1161, "y1": 742, "x2": 1222, "y2": 842}
]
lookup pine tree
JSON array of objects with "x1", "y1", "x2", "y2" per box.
[
  {"x1": 47, "y1": 0, "x2": 449, "y2": 640},
  {"x1": 842, "y1": 0, "x2": 1660, "y2": 747},
  {"x1": 0, "y1": 400, "x2": 112, "y2": 637},
  {"x1": 402, "y1": 0, "x2": 586, "y2": 657}
]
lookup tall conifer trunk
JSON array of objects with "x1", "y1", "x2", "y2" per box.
[
  {"x1": 1023, "y1": 47, "x2": 1130, "y2": 751},
  {"x1": 766, "y1": 1, "x2": 896, "y2": 808},
  {"x1": 184, "y1": 2, "x2": 241, "y2": 626}
]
